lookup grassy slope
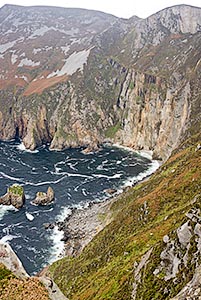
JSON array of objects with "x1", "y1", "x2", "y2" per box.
[
  {"x1": 0, "y1": 264, "x2": 50, "y2": 300},
  {"x1": 50, "y1": 132, "x2": 201, "y2": 300}
]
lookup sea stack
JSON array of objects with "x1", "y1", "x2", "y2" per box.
[
  {"x1": 0, "y1": 184, "x2": 25, "y2": 209},
  {"x1": 32, "y1": 186, "x2": 55, "y2": 206}
]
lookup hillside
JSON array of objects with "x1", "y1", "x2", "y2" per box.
[
  {"x1": 0, "y1": 263, "x2": 49, "y2": 300},
  {"x1": 49, "y1": 132, "x2": 201, "y2": 299}
]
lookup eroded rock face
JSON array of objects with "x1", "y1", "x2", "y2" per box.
[
  {"x1": 32, "y1": 186, "x2": 55, "y2": 206},
  {"x1": 0, "y1": 5, "x2": 200, "y2": 160},
  {"x1": 0, "y1": 184, "x2": 25, "y2": 209},
  {"x1": 114, "y1": 71, "x2": 191, "y2": 160}
]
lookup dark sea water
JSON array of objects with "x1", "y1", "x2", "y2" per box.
[{"x1": 0, "y1": 140, "x2": 159, "y2": 275}]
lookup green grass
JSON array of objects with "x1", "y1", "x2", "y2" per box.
[
  {"x1": 0, "y1": 264, "x2": 13, "y2": 281},
  {"x1": 8, "y1": 184, "x2": 24, "y2": 197},
  {"x1": 49, "y1": 133, "x2": 201, "y2": 300},
  {"x1": 105, "y1": 122, "x2": 121, "y2": 138}
]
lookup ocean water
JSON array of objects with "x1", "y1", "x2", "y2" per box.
[{"x1": 0, "y1": 140, "x2": 159, "y2": 275}]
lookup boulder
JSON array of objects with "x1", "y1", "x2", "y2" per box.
[
  {"x1": 47, "y1": 186, "x2": 54, "y2": 202},
  {"x1": 105, "y1": 188, "x2": 117, "y2": 195},
  {"x1": 82, "y1": 143, "x2": 101, "y2": 154},
  {"x1": 32, "y1": 186, "x2": 55, "y2": 206},
  {"x1": 0, "y1": 184, "x2": 25, "y2": 209},
  {"x1": 43, "y1": 223, "x2": 55, "y2": 230}
]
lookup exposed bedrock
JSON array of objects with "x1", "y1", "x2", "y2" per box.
[{"x1": 0, "y1": 4, "x2": 200, "y2": 161}]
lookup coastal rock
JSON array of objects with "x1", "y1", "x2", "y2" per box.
[
  {"x1": 0, "y1": 242, "x2": 29, "y2": 279},
  {"x1": 105, "y1": 189, "x2": 117, "y2": 195},
  {"x1": 33, "y1": 186, "x2": 55, "y2": 206},
  {"x1": 0, "y1": 184, "x2": 25, "y2": 209},
  {"x1": 43, "y1": 223, "x2": 55, "y2": 230},
  {"x1": 82, "y1": 143, "x2": 101, "y2": 154},
  {"x1": 47, "y1": 186, "x2": 55, "y2": 202}
]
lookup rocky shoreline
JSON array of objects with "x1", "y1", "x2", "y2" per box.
[
  {"x1": 49, "y1": 156, "x2": 160, "y2": 259},
  {"x1": 56, "y1": 196, "x2": 117, "y2": 257}
]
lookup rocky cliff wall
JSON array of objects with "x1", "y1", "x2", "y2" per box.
[
  {"x1": 0, "y1": 5, "x2": 200, "y2": 161},
  {"x1": 115, "y1": 71, "x2": 190, "y2": 160},
  {"x1": 0, "y1": 55, "x2": 194, "y2": 160}
]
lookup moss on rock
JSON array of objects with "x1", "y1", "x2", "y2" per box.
[{"x1": 8, "y1": 184, "x2": 24, "y2": 197}]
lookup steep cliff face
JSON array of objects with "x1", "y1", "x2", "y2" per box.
[
  {"x1": 113, "y1": 70, "x2": 190, "y2": 160},
  {"x1": 0, "y1": 4, "x2": 200, "y2": 160}
]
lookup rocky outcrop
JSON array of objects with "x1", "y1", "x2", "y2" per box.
[
  {"x1": 32, "y1": 186, "x2": 55, "y2": 206},
  {"x1": 0, "y1": 242, "x2": 29, "y2": 279},
  {"x1": 39, "y1": 276, "x2": 68, "y2": 300},
  {"x1": 132, "y1": 248, "x2": 153, "y2": 299},
  {"x1": 0, "y1": 243, "x2": 63, "y2": 300},
  {"x1": 0, "y1": 184, "x2": 25, "y2": 209},
  {"x1": 57, "y1": 199, "x2": 113, "y2": 257},
  {"x1": 105, "y1": 188, "x2": 117, "y2": 195},
  {"x1": 132, "y1": 201, "x2": 201, "y2": 299},
  {"x1": 133, "y1": 5, "x2": 201, "y2": 51},
  {"x1": 170, "y1": 265, "x2": 201, "y2": 299}
]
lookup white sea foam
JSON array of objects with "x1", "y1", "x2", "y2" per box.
[
  {"x1": 55, "y1": 166, "x2": 62, "y2": 174},
  {"x1": 50, "y1": 171, "x2": 93, "y2": 179},
  {"x1": 72, "y1": 201, "x2": 91, "y2": 210},
  {"x1": 93, "y1": 173, "x2": 122, "y2": 179},
  {"x1": 82, "y1": 189, "x2": 88, "y2": 197},
  {"x1": 25, "y1": 212, "x2": 34, "y2": 221},
  {"x1": 0, "y1": 205, "x2": 16, "y2": 221},
  {"x1": 0, "y1": 171, "x2": 22, "y2": 182},
  {"x1": 31, "y1": 208, "x2": 53, "y2": 214},
  {"x1": 135, "y1": 150, "x2": 153, "y2": 160},
  {"x1": 111, "y1": 143, "x2": 154, "y2": 160},
  {"x1": 111, "y1": 143, "x2": 137, "y2": 153},
  {"x1": 17, "y1": 142, "x2": 39, "y2": 153},
  {"x1": 121, "y1": 160, "x2": 160, "y2": 188},
  {"x1": 47, "y1": 207, "x2": 72, "y2": 264},
  {"x1": 67, "y1": 172, "x2": 92, "y2": 179},
  {"x1": 57, "y1": 207, "x2": 72, "y2": 223},
  {"x1": 0, "y1": 234, "x2": 18, "y2": 243},
  {"x1": 48, "y1": 225, "x2": 65, "y2": 264},
  {"x1": 26, "y1": 176, "x2": 67, "y2": 186},
  {"x1": 67, "y1": 162, "x2": 78, "y2": 171}
]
